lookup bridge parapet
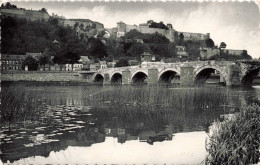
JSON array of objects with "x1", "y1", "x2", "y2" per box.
[{"x1": 79, "y1": 60, "x2": 260, "y2": 86}]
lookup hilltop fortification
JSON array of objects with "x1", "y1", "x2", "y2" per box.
[
  {"x1": 0, "y1": 8, "x2": 50, "y2": 21},
  {"x1": 108, "y1": 21, "x2": 210, "y2": 42}
]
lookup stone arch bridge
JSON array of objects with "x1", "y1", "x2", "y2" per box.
[{"x1": 78, "y1": 61, "x2": 260, "y2": 86}]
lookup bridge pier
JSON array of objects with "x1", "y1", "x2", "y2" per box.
[
  {"x1": 103, "y1": 73, "x2": 110, "y2": 85},
  {"x1": 220, "y1": 74, "x2": 225, "y2": 84},
  {"x1": 180, "y1": 67, "x2": 194, "y2": 86},
  {"x1": 226, "y1": 64, "x2": 241, "y2": 86},
  {"x1": 122, "y1": 69, "x2": 131, "y2": 85},
  {"x1": 148, "y1": 68, "x2": 158, "y2": 84}
]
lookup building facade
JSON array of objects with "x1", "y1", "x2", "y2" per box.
[
  {"x1": 222, "y1": 49, "x2": 244, "y2": 56},
  {"x1": 200, "y1": 47, "x2": 220, "y2": 60},
  {"x1": 176, "y1": 46, "x2": 189, "y2": 58},
  {"x1": 1, "y1": 54, "x2": 26, "y2": 71}
]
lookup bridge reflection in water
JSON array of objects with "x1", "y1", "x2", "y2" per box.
[
  {"x1": 1, "y1": 85, "x2": 259, "y2": 164},
  {"x1": 80, "y1": 61, "x2": 260, "y2": 86}
]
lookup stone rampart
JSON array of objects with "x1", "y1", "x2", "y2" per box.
[{"x1": 1, "y1": 8, "x2": 50, "y2": 21}]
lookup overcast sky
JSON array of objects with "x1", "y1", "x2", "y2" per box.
[{"x1": 5, "y1": 1, "x2": 260, "y2": 58}]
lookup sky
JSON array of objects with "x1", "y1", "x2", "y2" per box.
[{"x1": 4, "y1": 1, "x2": 260, "y2": 58}]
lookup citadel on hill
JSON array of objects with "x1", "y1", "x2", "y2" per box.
[
  {"x1": 106, "y1": 21, "x2": 210, "y2": 42},
  {"x1": 0, "y1": 3, "x2": 252, "y2": 72},
  {"x1": 0, "y1": 5, "x2": 209, "y2": 42}
]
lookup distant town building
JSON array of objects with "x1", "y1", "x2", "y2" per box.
[
  {"x1": 222, "y1": 49, "x2": 244, "y2": 56},
  {"x1": 176, "y1": 46, "x2": 189, "y2": 58},
  {"x1": 25, "y1": 52, "x2": 42, "y2": 61},
  {"x1": 65, "y1": 63, "x2": 83, "y2": 71},
  {"x1": 141, "y1": 52, "x2": 154, "y2": 62},
  {"x1": 129, "y1": 59, "x2": 140, "y2": 66},
  {"x1": 200, "y1": 47, "x2": 220, "y2": 60},
  {"x1": 90, "y1": 63, "x2": 100, "y2": 71},
  {"x1": 1, "y1": 54, "x2": 26, "y2": 70},
  {"x1": 107, "y1": 61, "x2": 117, "y2": 68},
  {"x1": 135, "y1": 39, "x2": 144, "y2": 43},
  {"x1": 99, "y1": 61, "x2": 107, "y2": 69}
]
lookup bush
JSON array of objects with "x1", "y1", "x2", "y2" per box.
[
  {"x1": 115, "y1": 57, "x2": 129, "y2": 67},
  {"x1": 205, "y1": 105, "x2": 260, "y2": 164},
  {"x1": 22, "y1": 55, "x2": 39, "y2": 71}
]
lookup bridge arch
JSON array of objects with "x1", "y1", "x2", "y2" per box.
[
  {"x1": 131, "y1": 70, "x2": 148, "y2": 85},
  {"x1": 93, "y1": 73, "x2": 104, "y2": 84},
  {"x1": 158, "y1": 69, "x2": 180, "y2": 84},
  {"x1": 110, "y1": 72, "x2": 123, "y2": 85},
  {"x1": 241, "y1": 68, "x2": 260, "y2": 86},
  {"x1": 194, "y1": 65, "x2": 226, "y2": 85}
]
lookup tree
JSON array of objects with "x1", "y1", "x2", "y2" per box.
[
  {"x1": 115, "y1": 57, "x2": 129, "y2": 67},
  {"x1": 179, "y1": 33, "x2": 184, "y2": 41},
  {"x1": 220, "y1": 42, "x2": 227, "y2": 49},
  {"x1": 40, "y1": 8, "x2": 48, "y2": 13},
  {"x1": 125, "y1": 29, "x2": 143, "y2": 39},
  {"x1": 88, "y1": 37, "x2": 108, "y2": 60},
  {"x1": 205, "y1": 38, "x2": 215, "y2": 48},
  {"x1": 143, "y1": 32, "x2": 169, "y2": 44},
  {"x1": 39, "y1": 50, "x2": 51, "y2": 70},
  {"x1": 2, "y1": 2, "x2": 17, "y2": 9},
  {"x1": 219, "y1": 42, "x2": 227, "y2": 59},
  {"x1": 184, "y1": 40, "x2": 202, "y2": 61},
  {"x1": 241, "y1": 50, "x2": 252, "y2": 60},
  {"x1": 127, "y1": 42, "x2": 145, "y2": 57},
  {"x1": 168, "y1": 42, "x2": 176, "y2": 58},
  {"x1": 22, "y1": 56, "x2": 38, "y2": 71},
  {"x1": 149, "y1": 21, "x2": 168, "y2": 30}
]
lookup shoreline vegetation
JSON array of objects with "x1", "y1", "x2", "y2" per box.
[{"x1": 205, "y1": 105, "x2": 260, "y2": 165}]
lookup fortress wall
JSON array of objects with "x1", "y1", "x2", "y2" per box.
[
  {"x1": 139, "y1": 27, "x2": 167, "y2": 35},
  {"x1": 179, "y1": 32, "x2": 208, "y2": 41},
  {"x1": 223, "y1": 49, "x2": 243, "y2": 56},
  {"x1": 1, "y1": 9, "x2": 50, "y2": 21},
  {"x1": 126, "y1": 24, "x2": 139, "y2": 32},
  {"x1": 0, "y1": 8, "x2": 25, "y2": 15},
  {"x1": 200, "y1": 48, "x2": 220, "y2": 59},
  {"x1": 165, "y1": 30, "x2": 176, "y2": 42}
]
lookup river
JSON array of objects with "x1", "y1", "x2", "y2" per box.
[{"x1": 1, "y1": 84, "x2": 260, "y2": 164}]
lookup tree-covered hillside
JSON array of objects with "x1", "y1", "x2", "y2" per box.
[{"x1": 1, "y1": 2, "x2": 252, "y2": 68}]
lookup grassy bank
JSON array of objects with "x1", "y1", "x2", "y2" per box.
[{"x1": 205, "y1": 105, "x2": 260, "y2": 164}]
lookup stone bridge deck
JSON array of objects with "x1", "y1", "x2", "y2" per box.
[{"x1": 79, "y1": 61, "x2": 260, "y2": 86}]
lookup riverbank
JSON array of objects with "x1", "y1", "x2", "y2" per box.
[
  {"x1": 205, "y1": 105, "x2": 260, "y2": 164},
  {"x1": 1, "y1": 71, "x2": 95, "y2": 86}
]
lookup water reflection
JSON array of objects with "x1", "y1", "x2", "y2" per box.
[{"x1": 1, "y1": 85, "x2": 260, "y2": 164}]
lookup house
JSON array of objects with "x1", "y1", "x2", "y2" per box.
[
  {"x1": 1, "y1": 54, "x2": 26, "y2": 71},
  {"x1": 135, "y1": 39, "x2": 144, "y2": 43},
  {"x1": 25, "y1": 52, "x2": 42, "y2": 61},
  {"x1": 222, "y1": 49, "x2": 244, "y2": 56},
  {"x1": 65, "y1": 63, "x2": 83, "y2": 71},
  {"x1": 129, "y1": 59, "x2": 140, "y2": 66},
  {"x1": 107, "y1": 61, "x2": 117, "y2": 68},
  {"x1": 78, "y1": 56, "x2": 90, "y2": 69},
  {"x1": 176, "y1": 46, "x2": 189, "y2": 58},
  {"x1": 90, "y1": 63, "x2": 100, "y2": 71},
  {"x1": 99, "y1": 61, "x2": 107, "y2": 69},
  {"x1": 200, "y1": 47, "x2": 220, "y2": 60},
  {"x1": 141, "y1": 52, "x2": 155, "y2": 62}
]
